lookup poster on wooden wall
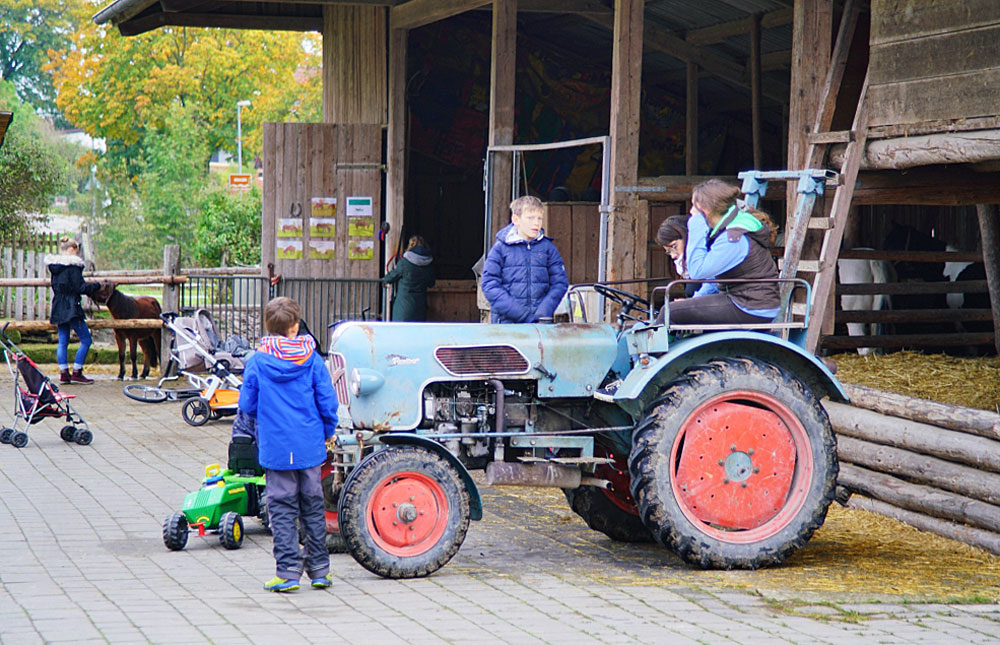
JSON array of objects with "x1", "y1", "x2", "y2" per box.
[
  {"x1": 277, "y1": 218, "x2": 303, "y2": 237},
  {"x1": 277, "y1": 239, "x2": 303, "y2": 260},
  {"x1": 349, "y1": 239, "x2": 374, "y2": 260},
  {"x1": 309, "y1": 240, "x2": 336, "y2": 260},
  {"x1": 311, "y1": 197, "x2": 337, "y2": 217},
  {"x1": 347, "y1": 196, "x2": 374, "y2": 236}
]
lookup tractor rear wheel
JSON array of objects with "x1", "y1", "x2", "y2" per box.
[
  {"x1": 629, "y1": 357, "x2": 837, "y2": 569},
  {"x1": 339, "y1": 445, "x2": 470, "y2": 579},
  {"x1": 563, "y1": 444, "x2": 653, "y2": 542},
  {"x1": 163, "y1": 512, "x2": 189, "y2": 551},
  {"x1": 219, "y1": 512, "x2": 244, "y2": 550}
]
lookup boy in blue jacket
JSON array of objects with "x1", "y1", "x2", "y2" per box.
[
  {"x1": 238, "y1": 297, "x2": 339, "y2": 592},
  {"x1": 482, "y1": 195, "x2": 568, "y2": 323}
]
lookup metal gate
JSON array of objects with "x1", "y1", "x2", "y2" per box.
[{"x1": 180, "y1": 274, "x2": 384, "y2": 352}]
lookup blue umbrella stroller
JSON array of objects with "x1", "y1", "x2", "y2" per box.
[{"x1": 0, "y1": 324, "x2": 93, "y2": 448}]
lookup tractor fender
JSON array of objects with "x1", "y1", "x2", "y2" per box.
[
  {"x1": 363, "y1": 433, "x2": 483, "y2": 521},
  {"x1": 612, "y1": 331, "x2": 848, "y2": 418}
]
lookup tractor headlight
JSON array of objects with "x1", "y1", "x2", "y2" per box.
[{"x1": 349, "y1": 367, "x2": 385, "y2": 397}]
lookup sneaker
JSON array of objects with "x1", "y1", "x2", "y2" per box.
[
  {"x1": 594, "y1": 378, "x2": 622, "y2": 402},
  {"x1": 310, "y1": 574, "x2": 333, "y2": 589},
  {"x1": 69, "y1": 370, "x2": 94, "y2": 384},
  {"x1": 59, "y1": 370, "x2": 72, "y2": 385},
  {"x1": 263, "y1": 577, "x2": 300, "y2": 592}
]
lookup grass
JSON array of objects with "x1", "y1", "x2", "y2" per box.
[{"x1": 16, "y1": 342, "x2": 123, "y2": 365}]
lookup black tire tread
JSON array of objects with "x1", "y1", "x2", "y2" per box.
[
  {"x1": 629, "y1": 356, "x2": 837, "y2": 570},
  {"x1": 339, "y1": 446, "x2": 470, "y2": 579},
  {"x1": 562, "y1": 486, "x2": 653, "y2": 543}
]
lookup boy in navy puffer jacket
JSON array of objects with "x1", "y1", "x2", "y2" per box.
[
  {"x1": 482, "y1": 195, "x2": 568, "y2": 323},
  {"x1": 238, "y1": 297, "x2": 339, "y2": 593}
]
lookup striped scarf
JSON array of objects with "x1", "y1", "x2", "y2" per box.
[{"x1": 257, "y1": 335, "x2": 315, "y2": 365}]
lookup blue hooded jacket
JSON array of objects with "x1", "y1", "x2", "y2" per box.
[
  {"x1": 481, "y1": 223, "x2": 569, "y2": 324},
  {"x1": 238, "y1": 336, "x2": 339, "y2": 470}
]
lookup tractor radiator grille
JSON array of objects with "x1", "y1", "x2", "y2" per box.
[
  {"x1": 329, "y1": 353, "x2": 349, "y2": 405},
  {"x1": 434, "y1": 345, "x2": 530, "y2": 376}
]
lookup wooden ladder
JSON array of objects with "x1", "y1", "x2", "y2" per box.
[{"x1": 749, "y1": 1, "x2": 870, "y2": 354}]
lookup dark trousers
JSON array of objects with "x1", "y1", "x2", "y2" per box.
[
  {"x1": 658, "y1": 293, "x2": 774, "y2": 325},
  {"x1": 265, "y1": 466, "x2": 329, "y2": 580}
]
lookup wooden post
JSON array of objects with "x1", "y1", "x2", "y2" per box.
[
  {"x1": 322, "y1": 5, "x2": 386, "y2": 124},
  {"x1": 749, "y1": 12, "x2": 762, "y2": 169},
  {"x1": 161, "y1": 245, "x2": 181, "y2": 371},
  {"x1": 607, "y1": 0, "x2": 644, "y2": 287},
  {"x1": 386, "y1": 27, "x2": 408, "y2": 319},
  {"x1": 976, "y1": 203, "x2": 1000, "y2": 354},
  {"x1": 488, "y1": 0, "x2": 517, "y2": 241},
  {"x1": 685, "y1": 62, "x2": 698, "y2": 176},
  {"x1": 786, "y1": 0, "x2": 831, "y2": 220}
]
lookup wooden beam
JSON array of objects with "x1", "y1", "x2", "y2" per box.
[
  {"x1": 119, "y1": 12, "x2": 321, "y2": 35},
  {"x1": 749, "y1": 12, "x2": 762, "y2": 168},
  {"x1": 850, "y1": 166, "x2": 1000, "y2": 206},
  {"x1": 685, "y1": 7, "x2": 794, "y2": 46},
  {"x1": 582, "y1": 12, "x2": 788, "y2": 105},
  {"x1": 386, "y1": 27, "x2": 407, "y2": 302},
  {"x1": 786, "y1": 0, "x2": 832, "y2": 219},
  {"x1": 391, "y1": 0, "x2": 491, "y2": 30},
  {"x1": 976, "y1": 203, "x2": 1000, "y2": 355},
  {"x1": 685, "y1": 62, "x2": 698, "y2": 176},
  {"x1": 322, "y1": 5, "x2": 386, "y2": 124},
  {"x1": 488, "y1": 0, "x2": 517, "y2": 240},
  {"x1": 829, "y1": 130, "x2": 1000, "y2": 171},
  {"x1": 607, "y1": 0, "x2": 644, "y2": 284}
]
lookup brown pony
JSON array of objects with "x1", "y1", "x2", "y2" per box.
[{"x1": 93, "y1": 281, "x2": 162, "y2": 380}]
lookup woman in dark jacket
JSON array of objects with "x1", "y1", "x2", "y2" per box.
[
  {"x1": 47, "y1": 237, "x2": 100, "y2": 384},
  {"x1": 382, "y1": 235, "x2": 436, "y2": 321}
]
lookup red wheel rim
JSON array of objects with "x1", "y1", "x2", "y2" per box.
[
  {"x1": 366, "y1": 470, "x2": 449, "y2": 557},
  {"x1": 594, "y1": 445, "x2": 640, "y2": 516},
  {"x1": 669, "y1": 390, "x2": 812, "y2": 543}
]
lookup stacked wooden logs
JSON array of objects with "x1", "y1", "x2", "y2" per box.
[{"x1": 823, "y1": 383, "x2": 1000, "y2": 555}]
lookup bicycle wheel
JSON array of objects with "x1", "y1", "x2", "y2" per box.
[{"x1": 123, "y1": 384, "x2": 168, "y2": 403}]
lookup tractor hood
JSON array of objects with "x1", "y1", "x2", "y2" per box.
[{"x1": 328, "y1": 321, "x2": 618, "y2": 430}]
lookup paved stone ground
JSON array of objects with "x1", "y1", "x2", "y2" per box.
[{"x1": 1, "y1": 376, "x2": 999, "y2": 644}]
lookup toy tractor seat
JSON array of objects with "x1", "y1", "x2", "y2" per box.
[{"x1": 228, "y1": 434, "x2": 264, "y2": 477}]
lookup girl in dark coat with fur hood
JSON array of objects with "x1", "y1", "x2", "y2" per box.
[
  {"x1": 47, "y1": 237, "x2": 100, "y2": 384},
  {"x1": 382, "y1": 235, "x2": 436, "y2": 321}
]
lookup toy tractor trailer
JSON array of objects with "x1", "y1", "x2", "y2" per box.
[{"x1": 326, "y1": 291, "x2": 846, "y2": 579}]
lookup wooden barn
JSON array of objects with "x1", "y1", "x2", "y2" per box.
[{"x1": 92, "y1": 0, "x2": 1000, "y2": 354}]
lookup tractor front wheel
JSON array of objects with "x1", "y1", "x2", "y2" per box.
[
  {"x1": 629, "y1": 357, "x2": 837, "y2": 569},
  {"x1": 219, "y1": 512, "x2": 244, "y2": 549},
  {"x1": 163, "y1": 512, "x2": 189, "y2": 551},
  {"x1": 339, "y1": 445, "x2": 470, "y2": 579}
]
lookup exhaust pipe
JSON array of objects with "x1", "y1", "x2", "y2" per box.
[{"x1": 485, "y1": 461, "x2": 582, "y2": 488}]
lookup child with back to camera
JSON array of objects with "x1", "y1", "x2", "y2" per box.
[
  {"x1": 238, "y1": 297, "x2": 339, "y2": 593},
  {"x1": 481, "y1": 195, "x2": 568, "y2": 324}
]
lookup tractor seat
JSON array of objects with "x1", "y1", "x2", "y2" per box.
[{"x1": 228, "y1": 434, "x2": 264, "y2": 477}]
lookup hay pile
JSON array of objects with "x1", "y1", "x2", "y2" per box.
[{"x1": 830, "y1": 350, "x2": 1000, "y2": 412}]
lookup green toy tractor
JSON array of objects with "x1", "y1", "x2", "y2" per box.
[{"x1": 162, "y1": 436, "x2": 268, "y2": 551}]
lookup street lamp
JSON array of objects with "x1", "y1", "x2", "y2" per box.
[{"x1": 236, "y1": 100, "x2": 251, "y2": 174}]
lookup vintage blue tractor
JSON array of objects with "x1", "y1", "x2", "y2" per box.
[{"x1": 325, "y1": 273, "x2": 845, "y2": 579}]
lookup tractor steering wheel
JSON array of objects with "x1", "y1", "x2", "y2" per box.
[{"x1": 592, "y1": 284, "x2": 651, "y2": 324}]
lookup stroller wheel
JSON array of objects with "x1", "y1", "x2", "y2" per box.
[
  {"x1": 163, "y1": 512, "x2": 189, "y2": 551},
  {"x1": 123, "y1": 383, "x2": 168, "y2": 403},
  {"x1": 11, "y1": 432, "x2": 28, "y2": 448},
  {"x1": 181, "y1": 397, "x2": 211, "y2": 426},
  {"x1": 60, "y1": 425, "x2": 76, "y2": 442},
  {"x1": 0, "y1": 427, "x2": 12, "y2": 444},
  {"x1": 219, "y1": 512, "x2": 244, "y2": 550},
  {"x1": 74, "y1": 429, "x2": 94, "y2": 446}
]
